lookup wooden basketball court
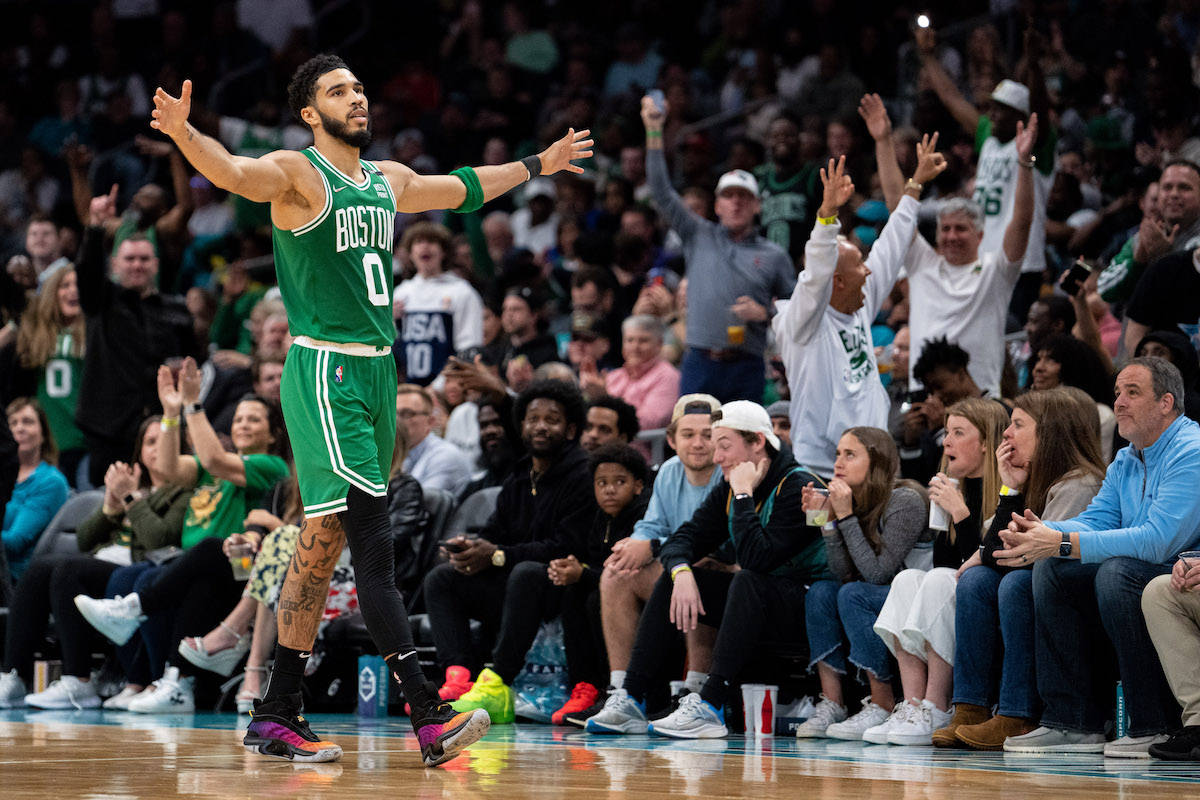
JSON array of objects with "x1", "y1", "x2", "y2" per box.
[{"x1": 3, "y1": 710, "x2": 1199, "y2": 798}]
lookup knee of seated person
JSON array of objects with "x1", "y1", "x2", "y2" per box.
[
  {"x1": 889, "y1": 568, "x2": 924, "y2": 594},
  {"x1": 805, "y1": 578, "x2": 839, "y2": 609},
  {"x1": 1095, "y1": 556, "x2": 1157, "y2": 603},
  {"x1": 507, "y1": 559, "x2": 547, "y2": 584},
  {"x1": 424, "y1": 560, "x2": 457, "y2": 591},
  {"x1": 996, "y1": 569, "x2": 1033, "y2": 605},
  {"x1": 1140, "y1": 573, "x2": 1174, "y2": 614},
  {"x1": 954, "y1": 563, "x2": 996, "y2": 596}
]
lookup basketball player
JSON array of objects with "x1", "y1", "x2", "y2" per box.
[{"x1": 147, "y1": 54, "x2": 591, "y2": 765}]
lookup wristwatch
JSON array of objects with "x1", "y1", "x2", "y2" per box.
[
  {"x1": 123, "y1": 490, "x2": 143, "y2": 507},
  {"x1": 183, "y1": 402, "x2": 203, "y2": 417},
  {"x1": 734, "y1": 493, "x2": 752, "y2": 502},
  {"x1": 491, "y1": 548, "x2": 506, "y2": 568},
  {"x1": 1059, "y1": 532, "x2": 1073, "y2": 557}
]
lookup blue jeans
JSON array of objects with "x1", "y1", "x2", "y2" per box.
[
  {"x1": 805, "y1": 580, "x2": 893, "y2": 682},
  {"x1": 106, "y1": 563, "x2": 169, "y2": 684},
  {"x1": 679, "y1": 349, "x2": 765, "y2": 404},
  {"x1": 1033, "y1": 557, "x2": 1177, "y2": 736},
  {"x1": 952, "y1": 566, "x2": 1038, "y2": 718}
]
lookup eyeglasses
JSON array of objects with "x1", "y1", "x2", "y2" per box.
[{"x1": 397, "y1": 409, "x2": 430, "y2": 420}]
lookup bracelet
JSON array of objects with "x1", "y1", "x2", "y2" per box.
[
  {"x1": 102, "y1": 503, "x2": 123, "y2": 519},
  {"x1": 160, "y1": 416, "x2": 180, "y2": 430},
  {"x1": 646, "y1": 130, "x2": 663, "y2": 138},
  {"x1": 904, "y1": 178, "x2": 923, "y2": 193},
  {"x1": 183, "y1": 403, "x2": 203, "y2": 417},
  {"x1": 520, "y1": 154, "x2": 542, "y2": 181},
  {"x1": 817, "y1": 213, "x2": 838, "y2": 226},
  {"x1": 999, "y1": 485, "x2": 1021, "y2": 496},
  {"x1": 670, "y1": 564, "x2": 693, "y2": 582},
  {"x1": 1019, "y1": 155, "x2": 1036, "y2": 169}
]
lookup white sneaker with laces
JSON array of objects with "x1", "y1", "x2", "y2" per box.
[
  {"x1": 888, "y1": 699, "x2": 953, "y2": 746},
  {"x1": 24, "y1": 675, "x2": 101, "y2": 710},
  {"x1": 648, "y1": 692, "x2": 728, "y2": 739},
  {"x1": 102, "y1": 685, "x2": 144, "y2": 710},
  {"x1": 585, "y1": 688, "x2": 648, "y2": 735},
  {"x1": 826, "y1": 698, "x2": 891, "y2": 741},
  {"x1": 127, "y1": 667, "x2": 195, "y2": 714},
  {"x1": 862, "y1": 701, "x2": 918, "y2": 744},
  {"x1": 1103, "y1": 733, "x2": 1170, "y2": 759},
  {"x1": 0, "y1": 669, "x2": 28, "y2": 708},
  {"x1": 74, "y1": 594, "x2": 146, "y2": 646},
  {"x1": 794, "y1": 695, "x2": 848, "y2": 738}
]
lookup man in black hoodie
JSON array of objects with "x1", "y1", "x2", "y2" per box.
[
  {"x1": 585, "y1": 400, "x2": 831, "y2": 738},
  {"x1": 424, "y1": 380, "x2": 596, "y2": 720}
]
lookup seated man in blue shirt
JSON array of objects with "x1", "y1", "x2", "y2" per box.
[
  {"x1": 397, "y1": 384, "x2": 472, "y2": 497},
  {"x1": 997, "y1": 357, "x2": 1200, "y2": 758}
]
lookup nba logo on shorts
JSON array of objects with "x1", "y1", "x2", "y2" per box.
[{"x1": 335, "y1": 365, "x2": 344, "y2": 383}]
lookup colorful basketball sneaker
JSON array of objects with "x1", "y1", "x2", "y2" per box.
[
  {"x1": 450, "y1": 667, "x2": 515, "y2": 724},
  {"x1": 411, "y1": 699, "x2": 492, "y2": 767},
  {"x1": 552, "y1": 682, "x2": 600, "y2": 726},
  {"x1": 243, "y1": 693, "x2": 342, "y2": 762}
]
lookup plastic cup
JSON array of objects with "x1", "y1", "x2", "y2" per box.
[
  {"x1": 805, "y1": 489, "x2": 830, "y2": 528},
  {"x1": 929, "y1": 477, "x2": 960, "y2": 532},
  {"x1": 727, "y1": 325, "x2": 746, "y2": 346},
  {"x1": 1179, "y1": 550, "x2": 1200, "y2": 568},
  {"x1": 228, "y1": 543, "x2": 254, "y2": 580},
  {"x1": 741, "y1": 683, "x2": 778, "y2": 737}
]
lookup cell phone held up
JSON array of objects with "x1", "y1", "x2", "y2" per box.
[
  {"x1": 901, "y1": 388, "x2": 929, "y2": 415},
  {"x1": 647, "y1": 89, "x2": 666, "y2": 113},
  {"x1": 439, "y1": 534, "x2": 478, "y2": 554},
  {"x1": 1059, "y1": 258, "x2": 1093, "y2": 297}
]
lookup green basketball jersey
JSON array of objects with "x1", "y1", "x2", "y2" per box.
[
  {"x1": 36, "y1": 330, "x2": 84, "y2": 452},
  {"x1": 272, "y1": 147, "x2": 398, "y2": 347}
]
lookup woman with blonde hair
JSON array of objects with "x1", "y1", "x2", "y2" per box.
[
  {"x1": 4, "y1": 267, "x2": 88, "y2": 487},
  {"x1": 796, "y1": 427, "x2": 929, "y2": 738},
  {"x1": 935, "y1": 388, "x2": 1104, "y2": 750},
  {"x1": 828, "y1": 398, "x2": 1009, "y2": 745}
]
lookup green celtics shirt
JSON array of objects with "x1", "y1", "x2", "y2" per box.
[
  {"x1": 272, "y1": 147, "x2": 398, "y2": 348},
  {"x1": 181, "y1": 453, "x2": 289, "y2": 549},
  {"x1": 36, "y1": 330, "x2": 85, "y2": 452},
  {"x1": 754, "y1": 162, "x2": 822, "y2": 267}
]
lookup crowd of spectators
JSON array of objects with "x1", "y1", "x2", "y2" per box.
[{"x1": 3, "y1": 0, "x2": 1200, "y2": 764}]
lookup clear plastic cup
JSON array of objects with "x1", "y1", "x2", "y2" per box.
[
  {"x1": 229, "y1": 543, "x2": 254, "y2": 580},
  {"x1": 805, "y1": 489, "x2": 830, "y2": 528}
]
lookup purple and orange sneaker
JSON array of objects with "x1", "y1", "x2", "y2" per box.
[
  {"x1": 243, "y1": 693, "x2": 342, "y2": 762},
  {"x1": 412, "y1": 699, "x2": 491, "y2": 767}
]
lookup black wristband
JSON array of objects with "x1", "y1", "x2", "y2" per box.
[
  {"x1": 244, "y1": 524, "x2": 270, "y2": 537},
  {"x1": 520, "y1": 154, "x2": 542, "y2": 180}
]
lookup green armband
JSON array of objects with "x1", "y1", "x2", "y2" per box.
[{"x1": 450, "y1": 166, "x2": 484, "y2": 214}]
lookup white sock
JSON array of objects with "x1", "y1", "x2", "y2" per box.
[
  {"x1": 609, "y1": 670, "x2": 626, "y2": 690},
  {"x1": 684, "y1": 671, "x2": 707, "y2": 693}
]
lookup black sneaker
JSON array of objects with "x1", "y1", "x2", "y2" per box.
[
  {"x1": 1149, "y1": 726, "x2": 1200, "y2": 760},
  {"x1": 564, "y1": 694, "x2": 607, "y2": 728},
  {"x1": 412, "y1": 691, "x2": 491, "y2": 767},
  {"x1": 243, "y1": 693, "x2": 342, "y2": 762}
]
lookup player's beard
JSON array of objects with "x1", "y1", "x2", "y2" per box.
[{"x1": 319, "y1": 109, "x2": 373, "y2": 149}]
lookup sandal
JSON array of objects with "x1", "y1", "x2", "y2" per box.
[
  {"x1": 237, "y1": 666, "x2": 268, "y2": 714},
  {"x1": 177, "y1": 621, "x2": 250, "y2": 677}
]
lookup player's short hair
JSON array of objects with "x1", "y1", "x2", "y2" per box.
[
  {"x1": 589, "y1": 443, "x2": 648, "y2": 484},
  {"x1": 287, "y1": 53, "x2": 350, "y2": 123},
  {"x1": 514, "y1": 380, "x2": 586, "y2": 438}
]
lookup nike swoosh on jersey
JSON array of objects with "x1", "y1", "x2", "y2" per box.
[{"x1": 332, "y1": 186, "x2": 346, "y2": 192}]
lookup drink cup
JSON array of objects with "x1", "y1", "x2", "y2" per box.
[
  {"x1": 727, "y1": 325, "x2": 746, "y2": 346},
  {"x1": 229, "y1": 543, "x2": 254, "y2": 580},
  {"x1": 1179, "y1": 550, "x2": 1200, "y2": 569},
  {"x1": 805, "y1": 489, "x2": 830, "y2": 528},
  {"x1": 928, "y1": 477, "x2": 960, "y2": 532},
  {"x1": 741, "y1": 683, "x2": 778, "y2": 737}
]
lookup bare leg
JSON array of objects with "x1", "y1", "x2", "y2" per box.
[
  {"x1": 276, "y1": 515, "x2": 345, "y2": 651},
  {"x1": 684, "y1": 624, "x2": 716, "y2": 673},
  {"x1": 816, "y1": 662, "x2": 843, "y2": 705},
  {"x1": 600, "y1": 565, "x2": 662, "y2": 672},
  {"x1": 924, "y1": 645, "x2": 953, "y2": 711},
  {"x1": 868, "y1": 673, "x2": 895, "y2": 710},
  {"x1": 187, "y1": 594, "x2": 257, "y2": 653},
  {"x1": 892, "y1": 635, "x2": 928, "y2": 703},
  {"x1": 243, "y1": 601, "x2": 277, "y2": 697}
]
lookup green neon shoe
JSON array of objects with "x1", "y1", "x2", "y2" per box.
[{"x1": 449, "y1": 668, "x2": 515, "y2": 724}]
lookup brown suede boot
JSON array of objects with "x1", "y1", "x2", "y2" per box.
[
  {"x1": 931, "y1": 703, "x2": 991, "y2": 748},
  {"x1": 956, "y1": 714, "x2": 1038, "y2": 751}
]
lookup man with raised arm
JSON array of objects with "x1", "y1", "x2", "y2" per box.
[{"x1": 146, "y1": 54, "x2": 591, "y2": 766}]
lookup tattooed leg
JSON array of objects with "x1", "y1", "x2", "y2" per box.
[{"x1": 275, "y1": 514, "x2": 345, "y2": 651}]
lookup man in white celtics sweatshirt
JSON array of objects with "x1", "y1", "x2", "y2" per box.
[{"x1": 773, "y1": 137, "x2": 946, "y2": 479}]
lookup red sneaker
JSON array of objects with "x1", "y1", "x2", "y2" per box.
[
  {"x1": 551, "y1": 682, "x2": 600, "y2": 726},
  {"x1": 405, "y1": 666, "x2": 475, "y2": 715}
]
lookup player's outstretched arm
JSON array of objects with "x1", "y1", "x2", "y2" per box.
[
  {"x1": 385, "y1": 128, "x2": 593, "y2": 214},
  {"x1": 151, "y1": 79, "x2": 295, "y2": 204}
]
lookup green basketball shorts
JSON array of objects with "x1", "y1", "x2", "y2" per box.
[{"x1": 280, "y1": 338, "x2": 397, "y2": 518}]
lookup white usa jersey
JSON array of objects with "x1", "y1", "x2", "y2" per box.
[
  {"x1": 393, "y1": 272, "x2": 484, "y2": 385},
  {"x1": 973, "y1": 118, "x2": 1055, "y2": 275}
]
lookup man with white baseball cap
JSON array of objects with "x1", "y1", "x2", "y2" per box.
[
  {"x1": 585, "y1": 398, "x2": 833, "y2": 739},
  {"x1": 921, "y1": 31, "x2": 1056, "y2": 324},
  {"x1": 640, "y1": 95, "x2": 796, "y2": 404}
]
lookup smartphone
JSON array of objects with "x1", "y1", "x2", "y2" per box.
[
  {"x1": 900, "y1": 388, "x2": 929, "y2": 415},
  {"x1": 1059, "y1": 258, "x2": 1093, "y2": 297},
  {"x1": 438, "y1": 534, "x2": 478, "y2": 554},
  {"x1": 647, "y1": 89, "x2": 666, "y2": 113}
]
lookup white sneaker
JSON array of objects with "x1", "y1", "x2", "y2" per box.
[
  {"x1": 585, "y1": 688, "x2": 648, "y2": 735},
  {"x1": 74, "y1": 594, "x2": 146, "y2": 645},
  {"x1": 24, "y1": 675, "x2": 101, "y2": 710},
  {"x1": 862, "y1": 701, "x2": 918, "y2": 744},
  {"x1": 648, "y1": 692, "x2": 728, "y2": 739},
  {"x1": 102, "y1": 685, "x2": 144, "y2": 710},
  {"x1": 794, "y1": 695, "x2": 848, "y2": 738},
  {"x1": 888, "y1": 699, "x2": 953, "y2": 746},
  {"x1": 127, "y1": 667, "x2": 194, "y2": 714},
  {"x1": 1103, "y1": 733, "x2": 1170, "y2": 759},
  {"x1": 0, "y1": 669, "x2": 28, "y2": 708},
  {"x1": 826, "y1": 697, "x2": 891, "y2": 741}
]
